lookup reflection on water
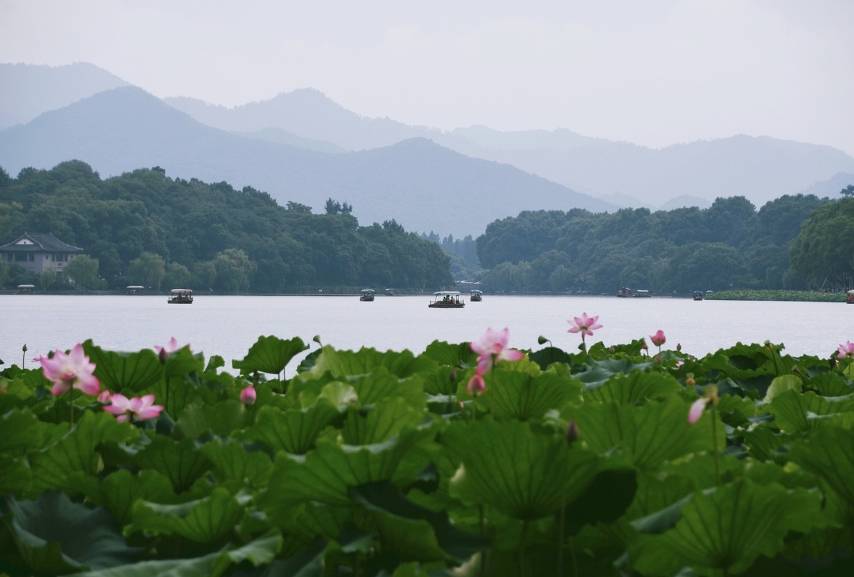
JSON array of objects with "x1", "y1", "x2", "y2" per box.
[{"x1": 1, "y1": 295, "x2": 850, "y2": 367}]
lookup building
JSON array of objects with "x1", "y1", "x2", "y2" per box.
[{"x1": 0, "y1": 233, "x2": 84, "y2": 274}]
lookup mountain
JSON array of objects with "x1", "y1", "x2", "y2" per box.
[
  {"x1": 441, "y1": 127, "x2": 854, "y2": 207},
  {"x1": 0, "y1": 87, "x2": 609, "y2": 235},
  {"x1": 170, "y1": 90, "x2": 854, "y2": 207},
  {"x1": 0, "y1": 62, "x2": 127, "y2": 129},
  {"x1": 166, "y1": 90, "x2": 437, "y2": 151},
  {"x1": 800, "y1": 172, "x2": 854, "y2": 197}
]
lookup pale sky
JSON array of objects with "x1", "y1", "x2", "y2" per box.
[{"x1": 2, "y1": 0, "x2": 853, "y2": 154}]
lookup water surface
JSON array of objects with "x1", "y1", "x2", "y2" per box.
[{"x1": 1, "y1": 295, "x2": 850, "y2": 367}]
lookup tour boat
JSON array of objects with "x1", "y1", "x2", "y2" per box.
[
  {"x1": 16, "y1": 284, "x2": 34, "y2": 294},
  {"x1": 692, "y1": 291, "x2": 704, "y2": 301},
  {"x1": 848, "y1": 290, "x2": 854, "y2": 304},
  {"x1": 384, "y1": 288, "x2": 396, "y2": 296},
  {"x1": 126, "y1": 285, "x2": 144, "y2": 295},
  {"x1": 470, "y1": 289, "x2": 483, "y2": 302},
  {"x1": 167, "y1": 288, "x2": 193, "y2": 304},
  {"x1": 360, "y1": 289, "x2": 375, "y2": 302},
  {"x1": 617, "y1": 287, "x2": 652, "y2": 298},
  {"x1": 429, "y1": 291, "x2": 465, "y2": 308}
]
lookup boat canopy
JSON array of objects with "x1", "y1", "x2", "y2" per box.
[
  {"x1": 170, "y1": 288, "x2": 192, "y2": 294},
  {"x1": 126, "y1": 285, "x2": 144, "y2": 290},
  {"x1": 471, "y1": 289, "x2": 483, "y2": 294},
  {"x1": 17, "y1": 284, "x2": 35, "y2": 288},
  {"x1": 361, "y1": 288, "x2": 375, "y2": 293},
  {"x1": 434, "y1": 291, "x2": 461, "y2": 296}
]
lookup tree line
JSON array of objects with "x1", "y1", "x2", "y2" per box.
[
  {"x1": 0, "y1": 161, "x2": 452, "y2": 292},
  {"x1": 475, "y1": 193, "x2": 853, "y2": 293}
]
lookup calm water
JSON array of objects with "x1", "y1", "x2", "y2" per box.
[{"x1": 1, "y1": 295, "x2": 850, "y2": 368}]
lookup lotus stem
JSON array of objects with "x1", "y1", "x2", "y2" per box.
[
  {"x1": 569, "y1": 536, "x2": 579, "y2": 577},
  {"x1": 479, "y1": 504, "x2": 487, "y2": 576},
  {"x1": 557, "y1": 506, "x2": 566, "y2": 576},
  {"x1": 711, "y1": 405, "x2": 721, "y2": 486},
  {"x1": 519, "y1": 520, "x2": 529, "y2": 577}
]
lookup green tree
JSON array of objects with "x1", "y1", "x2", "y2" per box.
[
  {"x1": 213, "y1": 249, "x2": 256, "y2": 293},
  {"x1": 790, "y1": 198, "x2": 854, "y2": 288},
  {"x1": 163, "y1": 262, "x2": 192, "y2": 289},
  {"x1": 840, "y1": 184, "x2": 854, "y2": 197},
  {"x1": 64, "y1": 255, "x2": 102, "y2": 290},
  {"x1": 128, "y1": 252, "x2": 166, "y2": 291}
]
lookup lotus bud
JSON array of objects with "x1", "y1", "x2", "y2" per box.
[
  {"x1": 537, "y1": 335, "x2": 549, "y2": 346},
  {"x1": 566, "y1": 420, "x2": 580, "y2": 445},
  {"x1": 240, "y1": 385, "x2": 257, "y2": 406},
  {"x1": 685, "y1": 373, "x2": 695, "y2": 386}
]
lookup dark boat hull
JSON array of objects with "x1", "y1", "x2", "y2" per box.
[{"x1": 428, "y1": 302, "x2": 465, "y2": 308}]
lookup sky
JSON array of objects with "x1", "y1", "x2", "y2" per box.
[{"x1": 1, "y1": 0, "x2": 853, "y2": 154}]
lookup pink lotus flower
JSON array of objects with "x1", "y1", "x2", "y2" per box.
[
  {"x1": 466, "y1": 327, "x2": 524, "y2": 396},
  {"x1": 240, "y1": 385, "x2": 257, "y2": 405},
  {"x1": 97, "y1": 390, "x2": 112, "y2": 404},
  {"x1": 154, "y1": 337, "x2": 180, "y2": 362},
  {"x1": 650, "y1": 330, "x2": 666, "y2": 348},
  {"x1": 567, "y1": 313, "x2": 602, "y2": 336},
  {"x1": 466, "y1": 373, "x2": 486, "y2": 396},
  {"x1": 837, "y1": 341, "x2": 854, "y2": 359},
  {"x1": 103, "y1": 393, "x2": 163, "y2": 423},
  {"x1": 38, "y1": 343, "x2": 100, "y2": 397},
  {"x1": 688, "y1": 398, "x2": 708, "y2": 424}
]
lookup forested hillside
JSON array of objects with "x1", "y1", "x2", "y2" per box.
[
  {"x1": 476, "y1": 195, "x2": 842, "y2": 293},
  {"x1": 0, "y1": 161, "x2": 452, "y2": 292}
]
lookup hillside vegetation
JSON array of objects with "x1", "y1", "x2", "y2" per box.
[{"x1": 0, "y1": 161, "x2": 452, "y2": 292}]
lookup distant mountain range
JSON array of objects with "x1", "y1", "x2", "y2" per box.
[
  {"x1": 0, "y1": 62, "x2": 127, "y2": 129},
  {"x1": 0, "y1": 87, "x2": 609, "y2": 235},
  {"x1": 2, "y1": 61, "x2": 853, "y2": 228}
]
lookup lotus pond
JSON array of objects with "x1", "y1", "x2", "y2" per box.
[{"x1": 1, "y1": 332, "x2": 853, "y2": 576}]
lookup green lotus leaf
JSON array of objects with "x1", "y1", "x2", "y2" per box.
[
  {"x1": 562, "y1": 466, "x2": 637, "y2": 534},
  {"x1": 566, "y1": 397, "x2": 723, "y2": 471},
  {"x1": 631, "y1": 480, "x2": 826, "y2": 576},
  {"x1": 310, "y1": 346, "x2": 437, "y2": 378},
  {"x1": 248, "y1": 402, "x2": 340, "y2": 455},
  {"x1": 176, "y1": 400, "x2": 247, "y2": 439},
  {"x1": 770, "y1": 390, "x2": 854, "y2": 433},
  {"x1": 128, "y1": 487, "x2": 242, "y2": 544},
  {"x1": 476, "y1": 369, "x2": 581, "y2": 420},
  {"x1": 574, "y1": 358, "x2": 653, "y2": 388},
  {"x1": 232, "y1": 335, "x2": 308, "y2": 375},
  {"x1": 31, "y1": 411, "x2": 139, "y2": 493},
  {"x1": 445, "y1": 420, "x2": 601, "y2": 520},
  {"x1": 421, "y1": 340, "x2": 476, "y2": 367},
  {"x1": 764, "y1": 374, "x2": 802, "y2": 402},
  {"x1": 261, "y1": 425, "x2": 436, "y2": 513},
  {"x1": 583, "y1": 370, "x2": 680, "y2": 405},
  {"x1": 0, "y1": 408, "x2": 66, "y2": 454},
  {"x1": 804, "y1": 371, "x2": 853, "y2": 396},
  {"x1": 790, "y1": 425, "x2": 854, "y2": 516},
  {"x1": 529, "y1": 346, "x2": 575, "y2": 370},
  {"x1": 341, "y1": 397, "x2": 425, "y2": 445},
  {"x1": 1, "y1": 492, "x2": 139, "y2": 576},
  {"x1": 348, "y1": 370, "x2": 425, "y2": 409},
  {"x1": 162, "y1": 347, "x2": 204, "y2": 380},
  {"x1": 351, "y1": 481, "x2": 484, "y2": 563},
  {"x1": 96, "y1": 469, "x2": 177, "y2": 525},
  {"x1": 135, "y1": 437, "x2": 211, "y2": 494},
  {"x1": 82, "y1": 341, "x2": 163, "y2": 394},
  {"x1": 200, "y1": 439, "x2": 272, "y2": 488},
  {"x1": 66, "y1": 532, "x2": 282, "y2": 577}
]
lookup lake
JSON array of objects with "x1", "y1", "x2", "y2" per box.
[{"x1": 1, "y1": 295, "x2": 850, "y2": 369}]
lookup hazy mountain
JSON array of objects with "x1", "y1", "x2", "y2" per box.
[
  {"x1": 166, "y1": 90, "x2": 437, "y2": 151},
  {"x1": 0, "y1": 62, "x2": 127, "y2": 129},
  {"x1": 800, "y1": 172, "x2": 854, "y2": 197},
  {"x1": 441, "y1": 127, "x2": 854, "y2": 207},
  {"x1": 169, "y1": 89, "x2": 854, "y2": 207},
  {"x1": 0, "y1": 87, "x2": 609, "y2": 235},
  {"x1": 237, "y1": 127, "x2": 346, "y2": 154}
]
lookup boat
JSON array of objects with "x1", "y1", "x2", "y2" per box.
[
  {"x1": 16, "y1": 284, "x2": 34, "y2": 294},
  {"x1": 848, "y1": 290, "x2": 854, "y2": 304},
  {"x1": 167, "y1": 288, "x2": 193, "y2": 304},
  {"x1": 617, "y1": 287, "x2": 652, "y2": 298},
  {"x1": 384, "y1": 288, "x2": 396, "y2": 296},
  {"x1": 126, "y1": 285, "x2": 144, "y2": 295},
  {"x1": 692, "y1": 291, "x2": 704, "y2": 301},
  {"x1": 470, "y1": 289, "x2": 483, "y2": 302},
  {"x1": 360, "y1": 289, "x2": 375, "y2": 302},
  {"x1": 429, "y1": 291, "x2": 465, "y2": 308}
]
